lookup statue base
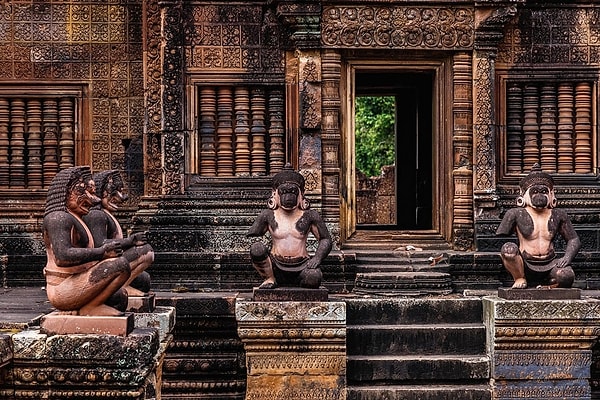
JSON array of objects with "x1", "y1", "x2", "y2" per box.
[
  {"x1": 497, "y1": 287, "x2": 581, "y2": 300},
  {"x1": 127, "y1": 292, "x2": 156, "y2": 312},
  {"x1": 236, "y1": 299, "x2": 346, "y2": 400},
  {"x1": 40, "y1": 311, "x2": 134, "y2": 336},
  {"x1": 484, "y1": 295, "x2": 600, "y2": 400},
  {"x1": 253, "y1": 286, "x2": 328, "y2": 301},
  {"x1": 4, "y1": 327, "x2": 166, "y2": 399}
]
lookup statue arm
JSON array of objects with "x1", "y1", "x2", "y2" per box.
[
  {"x1": 305, "y1": 210, "x2": 333, "y2": 269},
  {"x1": 556, "y1": 210, "x2": 581, "y2": 268},
  {"x1": 82, "y1": 210, "x2": 110, "y2": 248},
  {"x1": 496, "y1": 209, "x2": 517, "y2": 236},
  {"x1": 247, "y1": 210, "x2": 272, "y2": 237},
  {"x1": 45, "y1": 213, "x2": 112, "y2": 267}
]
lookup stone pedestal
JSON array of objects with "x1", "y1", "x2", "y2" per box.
[
  {"x1": 0, "y1": 306, "x2": 175, "y2": 399},
  {"x1": 484, "y1": 295, "x2": 600, "y2": 400},
  {"x1": 235, "y1": 299, "x2": 346, "y2": 400}
]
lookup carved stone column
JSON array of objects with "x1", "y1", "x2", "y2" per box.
[
  {"x1": 160, "y1": 0, "x2": 185, "y2": 195},
  {"x1": 236, "y1": 300, "x2": 346, "y2": 400},
  {"x1": 484, "y1": 295, "x2": 600, "y2": 399},
  {"x1": 472, "y1": 5, "x2": 518, "y2": 215},
  {"x1": 452, "y1": 52, "x2": 475, "y2": 251}
]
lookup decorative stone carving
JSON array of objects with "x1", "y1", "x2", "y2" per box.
[
  {"x1": 322, "y1": 6, "x2": 474, "y2": 49},
  {"x1": 484, "y1": 295, "x2": 600, "y2": 400},
  {"x1": 236, "y1": 300, "x2": 346, "y2": 400}
]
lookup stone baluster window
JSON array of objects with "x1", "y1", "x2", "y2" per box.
[
  {"x1": 0, "y1": 90, "x2": 82, "y2": 189},
  {"x1": 503, "y1": 80, "x2": 595, "y2": 176},
  {"x1": 194, "y1": 85, "x2": 286, "y2": 177}
]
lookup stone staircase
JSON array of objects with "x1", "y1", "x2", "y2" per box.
[
  {"x1": 345, "y1": 296, "x2": 491, "y2": 400},
  {"x1": 343, "y1": 232, "x2": 454, "y2": 296}
]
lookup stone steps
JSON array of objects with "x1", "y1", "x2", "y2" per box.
[
  {"x1": 345, "y1": 297, "x2": 491, "y2": 400},
  {"x1": 348, "y1": 323, "x2": 486, "y2": 355},
  {"x1": 343, "y1": 234, "x2": 454, "y2": 296}
]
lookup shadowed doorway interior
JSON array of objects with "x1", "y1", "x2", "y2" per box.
[{"x1": 354, "y1": 71, "x2": 433, "y2": 230}]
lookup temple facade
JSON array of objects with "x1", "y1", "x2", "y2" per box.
[{"x1": 1, "y1": 0, "x2": 600, "y2": 290}]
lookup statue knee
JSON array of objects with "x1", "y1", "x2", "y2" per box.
[
  {"x1": 130, "y1": 271, "x2": 151, "y2": 293},
  {"x1": 299, "y1": 268, "x2": 322, "y2": 289},
  {"x1": 552, "y1": 266, "x2": 575, "y2": 288},
  {"x1": 500, "y1": 242, "x2": 519, "y2": 259},
  {"x1": 250, "y1": 242, "x2": 269, "y2": 262},
  {"x1": 105, "y1": 287, "x2": 128, "y2": 312}
]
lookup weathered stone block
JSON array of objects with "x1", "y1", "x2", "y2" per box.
[
  {"x1": 492, "y1": 378, "x2": 591, "y2": 399},
  {"x1": 133, "y1": 306, "x2": 175, "y2": 342},
  {"x1": 493, "y1": 350, "x2": 591, "y2": 380}
]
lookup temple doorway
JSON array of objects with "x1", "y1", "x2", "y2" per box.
[{"x1": 353, "y1": 71, "x2": 434, "y2": 231}]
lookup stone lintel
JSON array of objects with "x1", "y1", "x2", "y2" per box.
[
  {"x1": 40, "y1": 311, "x2": 134, "y2": 336},
  {"x1": 127, "y1": 292, "x2": 156, "y2": 312},
  {"x1": 498, "y1": 287, "x2": 581, "y2": 300},
  {"x1": 253, "y1": 286, "x2": 329, "y2": 302},
  {"x1": 133, "y1": 306, "x2": 176, "y2": 342}
]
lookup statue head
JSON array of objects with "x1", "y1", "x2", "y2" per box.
[
  {"x1": 269, "y1": 163, "x2": 309, "y2": 211},
  {"x1": 93, "y1": 170, "x2": 128, "y2": 212},
  {"x1": 517, "y1": 163, "x2": 556, "y2": 209},
  {"x1": 45, "y1": 166, "x2": 100, "y2": 217}
]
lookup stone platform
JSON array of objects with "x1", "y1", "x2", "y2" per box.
[
  {"x1": 484, "y1": 295, "x2": 600, "y2": 400},
  {"x1": 236, "y1": 299, "x2": 347, "y2": 400}
]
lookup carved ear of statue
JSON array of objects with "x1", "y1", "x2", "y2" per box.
[
  {"x1": 516, "y1": 196, "x2": 525, "y2": 208},
  {"x1": 300, "y1": 196, "x2": 310, "y2": 210},
  {"x1": 267, "y1": 190, "x2": 277, "y2": 210}
]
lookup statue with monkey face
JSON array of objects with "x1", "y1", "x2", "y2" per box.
[
  {"x1": 83, "y1": 170, "x2": 154, "y2": 297},
  {"x1": 43, "y1": 166, "x2": 131, "y2": 316},
  {"x1": 248, "y1": 164, "x2": 332, "y2": 289},
  {"x1": 496, "y1": 164, "x2": 581, "y2": 289}
]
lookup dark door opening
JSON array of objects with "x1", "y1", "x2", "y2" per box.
[{"x1": 355, "y1": 71, "x2": 433, "y2": 230}]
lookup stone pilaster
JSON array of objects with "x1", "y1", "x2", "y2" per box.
[
  {"x1": 484, "y1": 295, "x2": 600, "y2": 399},
  {"x1": 235, "y1": 299, "x2": 346, "y2": 400}
]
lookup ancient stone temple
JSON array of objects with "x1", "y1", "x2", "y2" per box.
[{"x1": 3, "y1": 0, "x2": 600, "y2": 399}]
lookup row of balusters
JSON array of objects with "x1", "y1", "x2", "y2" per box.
[
  {"x1": 0, "y1": 97, "x2": 75, "y2": 189},
  {"x1": 506, "y1": 81, "x2": 594, "y2": 174},
  {"x1": 196, "y1": 85, "x2": 286, "y2": 177}
]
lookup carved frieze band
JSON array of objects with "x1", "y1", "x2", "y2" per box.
[
  {"x1": 247, "y1": 354, "x2": 345, "y2": 374},
  {"x1": 235, "y1": 301, "x2": 346, "y2": 323},
  {"x1": 493, "y1": 301, "x2": 600, "y2": 320},
  {"x1": 238, "y1": 328, "x2": 346, "y2": 341},
  {"x1": 322, "y1": 6, "x2": 474, "y2": 49},
  {"x1": 494, "y1": 381, "x2": 590, "y2": 399}
]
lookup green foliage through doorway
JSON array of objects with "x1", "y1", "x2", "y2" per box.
[{"x1": 354, "y1": 96, "x2": 396, "y2": 177}]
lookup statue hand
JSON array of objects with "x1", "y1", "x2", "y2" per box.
[
  {"x1": 131, "y1": 232, "x2": 148, "y2": 246},
  {"x1": 554, "y1": 257, "x2": 569, "y2": 269},
  {"x1": 102, "y1": 240, "x2": 123, "y2": 258},
  {"x1": 303, "y1": 257, "x2": 320, "y2": 270}
]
